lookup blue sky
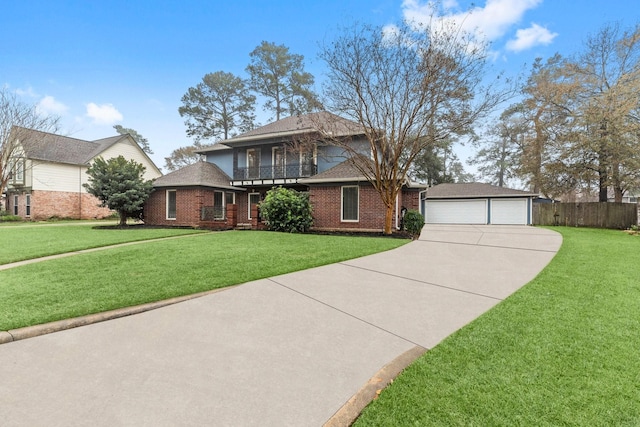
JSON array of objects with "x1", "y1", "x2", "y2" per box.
[{"x1": 1, "y1": 0, "x2": 636, "y2": 172}]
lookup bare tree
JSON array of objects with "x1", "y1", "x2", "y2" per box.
[
  {"x1": 0, "y1": 89, "x2": 60, "y2": 208},
  {"x1": 164, "y1": 143, "x2": 209, "y2": 172},
  {"x1": 319, "y1": 20, "x2": 511, "y2": 234}
]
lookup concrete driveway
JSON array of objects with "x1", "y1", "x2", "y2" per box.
[{"x1": 0, "y1": 225, "x2": 562, "y2": 426}]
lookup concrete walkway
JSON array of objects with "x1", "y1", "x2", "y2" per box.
[{"x1": 0, "y1": 225, "x2": 562, "y2": 426}]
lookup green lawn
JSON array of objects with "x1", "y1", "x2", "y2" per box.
[
  {"x1": 354, "y1": 227, "x2": 640, "y2": 426},
  {"x1": 0, "y1": 230, "x2": 407, "y2": 330},
  {"x1": 0, "y1": 223, "x2": 205, "y2": 264}
]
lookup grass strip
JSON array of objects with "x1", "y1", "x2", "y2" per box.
[
  {"x1": 0, "y1": 230, "x2": 406, "y2": 330},
  {"x1": 0, "y1": 224, "x2": 204, "y2": 264},
  {"x1": 354, "y1": 227, "x2": 640, "y2": 426}
]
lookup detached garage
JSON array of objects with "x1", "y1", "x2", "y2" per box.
[{"x1": 422, "y1": 183, "x2": 537, "y2": 225}]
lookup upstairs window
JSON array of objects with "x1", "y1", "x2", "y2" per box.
[{"x1": 8, "y1": 159, "x2": 25, "y2": 185}]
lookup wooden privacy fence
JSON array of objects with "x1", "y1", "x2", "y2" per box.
[{"x1": 533, "y1": 202, "x2": 638, "y2": 229}]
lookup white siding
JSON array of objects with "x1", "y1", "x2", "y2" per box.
[
  {"x1": 32, "y1": 162, "x2": 84, "y2": 193},
  {"x1": 490, "y1": 199, "x2": 528, "y2": 225},
  {"x1": 426, "y1": 200, "x2": 487, "y2": 224},
  {"x1": 98, "y1": 139, "x2": 162, "y2": 180}
]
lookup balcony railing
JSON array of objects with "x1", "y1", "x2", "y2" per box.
[{"x1": 233, "y1": 163, "x2": 317, "y2": 181}]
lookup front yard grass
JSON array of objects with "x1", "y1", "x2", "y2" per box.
[
  {"x1": 0, "y1": 230, "x2": 407, "y2": 330},
  {"x1": 0, "y1": 224, "x2": 205, "y2": 264},
  {"x1": 354, "y1": 227, "x2": 640, "y2": 426}
]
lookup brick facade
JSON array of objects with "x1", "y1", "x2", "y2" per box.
[
  {"x1": 144, "y1": 187, "x2": 237, "y2": 229},
  {"x1": 308, "y1": 183, "x2": 421, "y2": 232},
  {"x1": 143, "y1": 184, "x2": 421, "y2": 232},
  {"x1": 7, "y1": 190, "x2": 112, "y2": 220}
]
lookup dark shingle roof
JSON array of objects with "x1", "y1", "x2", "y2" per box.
[
  {"x1": 299, "y1": 159, "x2": 368, "y2": 184},
  {"x1": 14, "y1": 126, "x2": 127, "y2": 165},
  {"x1": 426, "y1": 183, "x2": 537, "y2": 198},
  {"x1": 198, "y1": 112, "x2": 365, "y2": 153},
  {"x1": 152, "y1": 161, "x2": 242, "y2": 190}
]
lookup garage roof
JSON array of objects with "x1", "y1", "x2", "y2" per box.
[{"x1": 425, "y1": 183, "x2": 537, "y2": 199}]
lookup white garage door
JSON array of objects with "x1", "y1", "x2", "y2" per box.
[
  {"x1": 426, "y1": 200, "x2": 487, "y2": 224},
  {"x1": 490, "y1": 199, "x2": 528, "y2": 225}
]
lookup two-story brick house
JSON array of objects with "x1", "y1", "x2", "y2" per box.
[
  {"x1": 144, "y1": 112, "x2": 425, "y2": 231},
  {"x1": 4, "y1": 126, "x2": 162, "y2": 220}
]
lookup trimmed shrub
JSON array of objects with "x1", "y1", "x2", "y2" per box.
[
  {"x1": 259, "y1": 187, "x2": 313, "y2": 233},
  {"x1": 0, "y1": 214, "x2": 22, "y2": 222},
  {"x1": 404, "y1": 209, "x2": 425, "y2": 239}
]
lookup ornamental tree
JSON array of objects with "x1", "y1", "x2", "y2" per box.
[{"x1": 83, "y1": 156, "x2": 155, "y2": 226}]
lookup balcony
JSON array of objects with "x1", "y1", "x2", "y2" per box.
[{"x1": 232, "y1": 163, "x2": 317, "y2": 185}]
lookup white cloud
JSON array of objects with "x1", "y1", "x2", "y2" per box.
[
  {"x1": 506, "y1": 23, "x2": 557, "y2": 52},
  {"x1": 37, "y1": 95, "x2": 68, "y2": 116},
  {"x1": 15, "y1": 86, "x2": 38, "y2": 98},
  {"x1": 85, "y1": 102, "x2": 123, "y2": 125},
  {"x1": 400, "y1": 0, "x2": 544, "y2": 45}
]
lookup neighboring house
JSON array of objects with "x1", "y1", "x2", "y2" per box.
[
  {"x1": 144, "y1": 112, "x2": 425, "y2": 231},
  {"x1": 421, "y1": 182, "x2": 538, "y2": 225},
  {"x1": 607, "y1": 188, "x2": 639, "y2": 204},
  {"x1": 5, "y1": 127, "x2": 162, "y2": 220}
]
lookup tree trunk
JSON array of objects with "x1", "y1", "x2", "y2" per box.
[
  {"x1": 599, "y1": 171, "x2": 608, "y2": 202},
  {"x1": 614, "y1": 186, "x2": 623, "y2": 203},
  {"x1": 119, "y1": 211, "x2": 127, "y2": 227},
  {"x1": 384, "y1": 203, "x2": 394, "y2": 235}
]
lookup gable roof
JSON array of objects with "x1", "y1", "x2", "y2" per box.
[
  {"x1": 197, "y1": 112, "x2": 366, "y2": 152},
  {"x1": 425, "y1": 183, "x2": 537, "y2": 198},
  {"x1": 152, "y1": 161, "x2": 242, "y2": 191},
  {"x1": 13, "y1": 127, "x2": 132, "y2": 166}
]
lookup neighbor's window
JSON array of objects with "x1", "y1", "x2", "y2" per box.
[
  {"x1": 166, "y1": 190, "x2": 177, "y2": 219},
  {"x1": 248, "y1": 193, "x2": 260, "y2": 219},
  {"x1": 342, "y1": 186, "x2": 359, "y2": 222},
  {"x1": 25, "y1": 194, "x2": 31, "y2": 217},
  {"x1": 13, "y1": 195, "x2": 19, "y2": 216},
  {"x1": 14, "y1": 160, "x2": 24, "y2": 183}
]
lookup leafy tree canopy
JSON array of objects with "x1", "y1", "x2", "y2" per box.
[
  {"x1": 179, "y1": 71, "x2": 256, "y2": 142},
  {"x1": 247, "y1": 41, "x2": 322, "y2": 121},
  {"x1": 113, "y1": 125, "x2": 153, "y2": 154}
]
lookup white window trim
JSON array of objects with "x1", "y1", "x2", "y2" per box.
[
  {"x1": 166, "y1": 189, "x2": 176, "y2": 220},
  {"x1": 225, "y1": 192, "x2": 235, "y2": 205},
  {"x1": 248, "y1": 192, "x2": 260, "y2": 219},
  {"x1": 341, "y1": 185, "x2": 359, "y2": 222},
  {"x1": 213, "y1": 190, "x2": 225, "y2": 220}
]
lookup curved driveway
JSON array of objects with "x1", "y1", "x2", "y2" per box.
[{"x1": 0, "y1": 225, "x2": 561, "y2": 426}]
